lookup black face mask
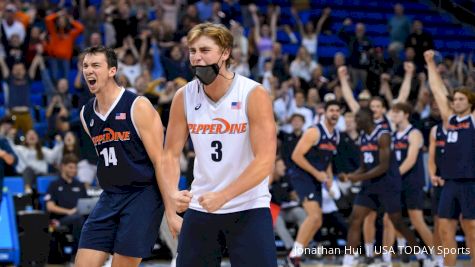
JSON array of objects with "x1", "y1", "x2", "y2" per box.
[
  {"x1": 191, "y1": 52, "x2": 224, "y2": 85},
  {"x1": 191, "y1": 63, "x2": 220, "y2": 85}
]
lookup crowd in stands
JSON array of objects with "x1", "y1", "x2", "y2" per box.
[{"x1": 0, "y1": 0, "x2": 474, "y2": 263}]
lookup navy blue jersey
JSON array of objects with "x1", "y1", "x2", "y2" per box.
[
  {"x1": 375, "y1": 114, "x2": 392, "y2": 132},
  {"x1": 441, "y1": 115, "x2": 475, "y2": 180},
  {"x1": 434, "y1": 124, "x2": 447, "y2": 177},
  {"x1": 306, "y1": 123, "x2": 339, "y2": 172},
  {"x1": 359, "y1": 126, "x2": 401, "y2": 193},
  {"x1": 81, "y1": 89, "x2": 155, "y2": 193},
  {"x1": 393, "y1": 125, "x2": 425, "y2": 188}
]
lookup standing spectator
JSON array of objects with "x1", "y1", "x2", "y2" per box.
[
  {"x1": 1, "y1": 4, "x2": 26, "y2": 43},
  {"x1": 117, "y1": 36, "x2": 142, "y2": 87},
  {"x1": 79, "y1": 0, "x2": 101, "y2": 48},
  {"x1": 405, "y1": 20, "x2": 434, "y2": 68},
  {"x1": 338, "y1": 19, "x2": 373, "y2": 89},
  {"x1": 111, "y1": 5, "x2": 138, "y2": 48},
  {"x1": 291, "y1": 7, "x2": 331, "y2": 60},
  {"x1": 160, "y1": 0, "x2": 181, "y2": 32},
  {"x1": 0, "y1": 54, "x2": 42, "y2": 134},
  {"x1": 250, "y1": 4, "x2": 279, "y2": 77},
  {"x1": 230, "y1": 20, "x2": 248, "y2": 59},
  {"x1": 388, "y1": 3, "x2": 411, "y2": 52},
  {"x1": 45, "y1": 10, "x2": 84, "y2": 81}
]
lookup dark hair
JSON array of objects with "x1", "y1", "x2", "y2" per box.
[
  {"x1": 357, "y1": 107, "x2": 374, "y2": 121},
  {"x1": 325, "y1": 100, "x2": 341, "y2": 111},
  {"x1": 61, "y1": 153, "x2": 79, "y2": 165},
  {"x1": 81, "y1": 46, "x2": 118, "y2": 70},
  {"x1": 391, "y1": 102, "x2": 412, "y2": 115}
]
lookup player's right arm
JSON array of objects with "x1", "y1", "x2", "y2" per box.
[
  {"x1": 424, "y1": 50, "x2": 452, "y2": 123},
  {"x1": 161, "y1": 88, "x2": 193, "y2": 216},
  {"x1": 291, "y1": 128, "x2": 328, "y2": 182},
  {"x1": 338, "y1": 66, "x2": 360, "y2": 113}
]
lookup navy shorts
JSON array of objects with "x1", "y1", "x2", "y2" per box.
[
  {"x1": 431, "y1": 186, "x2": 443, "y2": 216},
  {"x1": 177, "y1": 208, "x2": 277, "y2": 267},
  {"x1": 289, "y1": 170, "x2": 322, "y2": 205},
  {"x1": 438, "y1": 180, "x2": 475, "y2": 220},
  {"x1": 354, "y1": 190, "x2": 401, "y2": 214},
  {"x1": 401, "y1": 185, "x2": 424, "y2": 210},
  {"x1": 79, "y1": 185, "x2": 164, "y2": 258}
]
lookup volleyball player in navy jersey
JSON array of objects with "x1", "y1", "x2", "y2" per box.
[
  {"x1": 425, "y1": 50, "x2": 475, "y2": 267},
  {"x1": 75, "y1": 46, "x2": 178, "y2": 267},
  {"x1": 286, "y1": 100, "x2": 341, "y2": 266},
  {"x1": 428, "y1": 122, "x2": 447, "y2": 267},
  {"x1": 391, "y1": 102, "x2": 434, "y2": 249},
  {"x1": 340, "y1": 108, "x2": 425, "y2": 267},
  {"x1": 338, "y1": 63, "x2": 415, "y2": 261}
]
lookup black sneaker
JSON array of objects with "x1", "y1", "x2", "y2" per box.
[{"x1": 285, "y1": 256, "x2": 301, "y2": 267}]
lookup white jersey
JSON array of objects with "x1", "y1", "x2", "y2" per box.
[{"x1": 184, "y1": 74, "x2": 271, "y2": 214}]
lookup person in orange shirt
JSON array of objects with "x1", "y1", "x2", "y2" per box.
[{"x1": 45, "y1": 10, "x2": 84, "y2": 82}]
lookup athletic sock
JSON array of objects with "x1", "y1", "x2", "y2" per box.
[
  {"x1": 365, "y1": 242, "x2": 374, "y2": 257},
  {"x1": 289, "y1": 241, "x2": 304, "y2": 258}
]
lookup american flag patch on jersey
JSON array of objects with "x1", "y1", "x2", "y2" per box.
[
  {"x1": 231, "y1": 101, "x2": 241, "y2": 110},
  {"x1": 115, "y1": 113, "x2": 126, "y2": 120}
]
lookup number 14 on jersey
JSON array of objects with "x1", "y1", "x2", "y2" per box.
[{"x1": 100, "y1": 147, "x2": 118, "y2": 166}]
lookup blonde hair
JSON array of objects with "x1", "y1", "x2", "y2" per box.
[{"x1": 187, "y1": 22, "x2": 234, "y2": 67}]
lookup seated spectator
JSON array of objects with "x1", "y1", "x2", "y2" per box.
[
  {"x1": 270, "y1": 157, "x2": 306, "y2": 251},
  {"x1": 44, "y1": 154, "x2": 87, "y2": 254},
  {"x1": 12, "y1": 129, "x2": 62, "y2": 193}
]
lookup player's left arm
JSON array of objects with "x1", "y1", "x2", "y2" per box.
[
  {"x1": 398, "y1": 129, "x2": 423, "y2": 175},
  {"x1": 198, "y1": 86, "x2": 277, "y2": 212},
  {"x1": 132, "y1": 97, "x2": 174, "y2": 214}
]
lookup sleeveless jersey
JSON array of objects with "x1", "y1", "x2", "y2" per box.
[
  {"x1": 295, "y1": 123, "x2": 339, "y2": 174},
  {"x1": 184, "y1": 74, "x2": 271, "y2": 213},
  {"x1": 393, "y1": 125, "x2": 425, "y2": 188},
  {"x1": 434, "y1": 124, "x2": 447, "y2": 177},
  {"x1": 359, "y1": 125, "x2": 401, "y2": 193},
  {"x1": 80, "y1": 88, "x2": 155, "y2": 193},
  {"x1": 375, "y1": 114, "x2": 393, "y2": 132},
  {"x1": 441, "y1": 114, "x2": 475, "y2": 179}
]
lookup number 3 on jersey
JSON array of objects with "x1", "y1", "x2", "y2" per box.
[
  {"x1": 211, "y1": 140, "x2": 222, "y2": 162},
  {"x1": 100, "y1": 147, "x2": 118, "y2": 166}
]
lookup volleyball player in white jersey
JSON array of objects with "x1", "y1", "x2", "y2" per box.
[{"x1": 161, "y1": 23, "x2": 277, "y2": 267}]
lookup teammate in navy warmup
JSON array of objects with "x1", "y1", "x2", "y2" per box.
[
  {"x1": 162, "y1": 23, "x2": 277, "y2": 267},
  {"x1": 286, "y1": 100, "x2": 341, "y2": 267},
  {"x1": 340, "y1": 108, "x2": 426, "y2": 266},
  {"x1": 425, "y1": 50, "x2": 475, "y2": 267},
  {"x1": 75, "y1": 46, "x2": 177, "y2": 267}
]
